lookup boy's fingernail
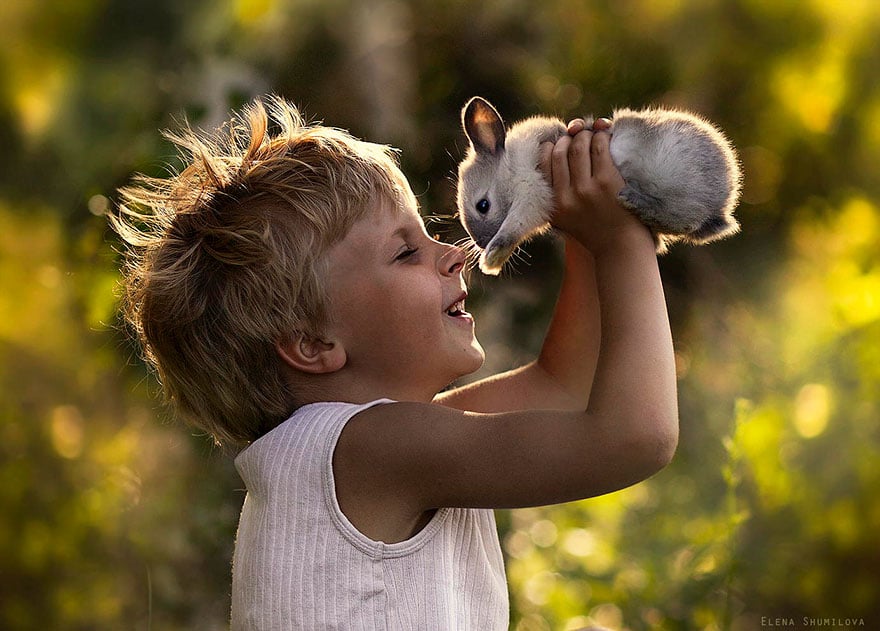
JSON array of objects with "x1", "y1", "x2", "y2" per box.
[{"x1": 566, "y1": 118, "x2": 586, "y2": 134}]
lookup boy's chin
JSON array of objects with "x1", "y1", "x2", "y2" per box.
[
  {"x1": 441, "y1": 352, "x2": 485, "y2": 393},
  {"x1": 460, "y1": 342, "x2": 486, "y2": 375}
]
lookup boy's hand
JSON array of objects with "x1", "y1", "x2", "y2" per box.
[{"x1": 539, "y1": 118, "x2": 649, "y2": 254}]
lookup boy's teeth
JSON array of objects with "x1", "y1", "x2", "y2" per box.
[{"x1": 447, "y1": 300, "x2": 465, "y2": 314}]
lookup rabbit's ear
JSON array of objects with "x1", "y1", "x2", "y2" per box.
[{"x1": 462, "y1": 97, "x2": 506, "y2": 155}]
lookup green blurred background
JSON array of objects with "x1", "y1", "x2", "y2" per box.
[{"x1": 1, "y1": 0, "x2": 878, "y2": 629}]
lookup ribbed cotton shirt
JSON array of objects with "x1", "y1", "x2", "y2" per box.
[{"x1": 231, "y1": 399, "x2": 509, "y2": 630}]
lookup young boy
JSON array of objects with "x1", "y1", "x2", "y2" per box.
[{"x1": 113, "y1": 95, "x2": 678, "y2": 630}]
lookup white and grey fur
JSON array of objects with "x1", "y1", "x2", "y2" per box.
[{"x1": 457, "y1": 96, "x2": 742, "y2": 274}]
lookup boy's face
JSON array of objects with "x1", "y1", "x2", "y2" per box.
[{"x1": 323, "y1": 190, "x2": 484, "y2": 401}]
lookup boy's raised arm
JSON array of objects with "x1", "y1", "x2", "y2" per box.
[{"x1": 549, "y1": 120, "x2": 678, "y2": 433}]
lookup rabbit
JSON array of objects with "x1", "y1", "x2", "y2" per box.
[{"x1": 456, "y1": 96, "x2": 742, "y2": 274}]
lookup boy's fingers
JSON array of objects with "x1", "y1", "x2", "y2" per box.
[
  {"x1": 551, "y1": 134, "x2": 573, "y2": 191},
  {"x1": 589, "y1": 130, "x2": 624, "y2": 189},
  {"x1": 566, "y1": 118, "x2": 587, "y2": 135},
  {"x1": 592, "y1": 117, "x2": 612, "y2": 132},
  {"x1": 567, "y1": 128, "x2": 593, "y2": 191}
]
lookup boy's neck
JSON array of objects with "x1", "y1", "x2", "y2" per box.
[{"x1": 291, "y1": 370, "x2": 439, "y2": 406}]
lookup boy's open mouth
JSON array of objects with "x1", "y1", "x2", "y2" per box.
[{"x1": 445, "y1": 293, "x2": 470, "y2": 318}]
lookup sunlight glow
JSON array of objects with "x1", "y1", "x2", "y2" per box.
[
  {"x1": 50, "y1": 405, "x2": 85, "y2": 459},
  {"x1": 524, "y1": 571, "x2": 557, "y2": 606},
  {"x1": 14, "y1": 62, "x2": 68, "y2": 140},
  {"x1": 235, "y1": 0, "x2": 274, "y2": 24},
  {"x1": 588, "y1": 603, "x2": 623, "y2": 630},
  {"x1": 773, "y1": 51, "x2": 846, "y2": 134},
  {"x1": 794, "y1": 383, "x2": 831, "y2": 439},
  {"x1": 735, "y1": 403, "x2": 801, "y2": 509},
  {"x1": 824, "y1": 198, "x2": 880, "y2": 327},
  {"x1": 562, "y1": 528, "x2": 596, "y2": 557},
  {"x1": 529, "y1": 519, "x2": 558, "y2": 548}
]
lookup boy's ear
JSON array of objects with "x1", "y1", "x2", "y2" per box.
[
  {"x1": 462, "y1": 96, "x2": 506, "y2": 156},
  {"x1": 276, "y1": 333, "x2": 347, "y2": 375}
]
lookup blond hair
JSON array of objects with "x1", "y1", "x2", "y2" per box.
[{"x1": 112, "y1": 95, "x2": 407, "y2": 447}]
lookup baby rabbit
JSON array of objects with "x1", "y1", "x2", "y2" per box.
[{"x1": 457, "y1": 96, "x2": 742, "y2": 274}]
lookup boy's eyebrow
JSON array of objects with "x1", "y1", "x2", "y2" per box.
[
  {"x1": 380, "y1": 226, "x2": 409, "y2": 255},
  {"x1": 389, "y1": 221, "x2": 424, "y2": 242},
  {"x1": 385, "y1": 207, "x2": 429, "y2": 246}
]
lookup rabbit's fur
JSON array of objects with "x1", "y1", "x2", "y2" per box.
[{"x1": 457, "y1": 97, "x2": 742, "y2": 274}]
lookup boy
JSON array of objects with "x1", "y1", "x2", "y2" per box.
[{"x1": 113, "y1": 95, "x2": 678, "y2": 629}]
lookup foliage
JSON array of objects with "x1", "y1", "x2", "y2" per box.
[{"x1": 1, "y1": 0, "x2": 878, "y2": 629}]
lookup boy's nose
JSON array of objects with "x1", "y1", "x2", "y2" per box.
[{"x1": 439, "y1": 244, "x2": 466, "y2": 276}]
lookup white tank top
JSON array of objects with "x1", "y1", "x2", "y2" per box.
[{"x1": 231, "y1": 399, "x2": 509, "y2": 630}]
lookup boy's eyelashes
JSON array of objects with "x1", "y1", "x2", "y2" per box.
[
  {"x1": 391, "y1": 231, "x2": 449, "y2": 263},
  {"x1": 394, "y1": 246, "x2": 419, "y2": 261}
]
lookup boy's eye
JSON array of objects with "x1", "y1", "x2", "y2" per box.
[{"x1": 395, "y1": 247, "x2": 419, "y2": 261}]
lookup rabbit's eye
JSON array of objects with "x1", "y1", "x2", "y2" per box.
[{"x1": 476, "y1": 198, "x2": 491, "y2": 214}]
